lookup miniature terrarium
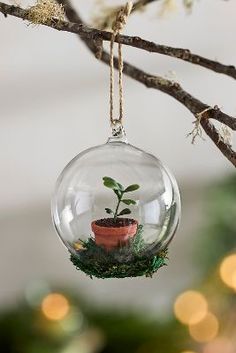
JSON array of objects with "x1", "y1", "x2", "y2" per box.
[{"x1": 52, "y1": 135, "x2": 181, "y2": 278}]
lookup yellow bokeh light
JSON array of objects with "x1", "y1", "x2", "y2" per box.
[
  {"x1": 189, "y1": 312, "x2": 219, "y2": 343},
  {"x1": 174, "y1": 290, "x2": 208, "y2": 325},
  {"x1": 219, "y1": 254, "x2": 236, "y2": 289},
  {"x1": 203, "y1": 337, "x2": 234, "y2": 353},
  {"x1": 41, "y1": 293, "x2": 70, "y2": 321}
]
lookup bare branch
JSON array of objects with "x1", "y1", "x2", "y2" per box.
[
  {"x1": 0, "y1": 0, "x2": 236, "y2": 167},
  {"x1": 201, "y1": 119, "x2": 236, "y2": 166},
  {"x1": 50, "y1": 0, "x2": 236, "y2": 168},
  {"x1": 1, "y1": 2, "x2": 236, "y2": 80}
]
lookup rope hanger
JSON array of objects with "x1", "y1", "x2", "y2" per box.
[{"x1": 109, "y1": 2, "x2": 133, "y2": 127}]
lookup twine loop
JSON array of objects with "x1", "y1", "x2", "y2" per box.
[{"x1": 109, "y1": 1, "x2": 133, "y2": 131}]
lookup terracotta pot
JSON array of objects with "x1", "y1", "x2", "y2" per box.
[{"x1": 91, "y1": 219, "x2": 138, "y2": 250}]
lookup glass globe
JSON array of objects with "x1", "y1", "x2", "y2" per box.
[{"x1": 52, "y1": 133, "x2": 181, "y2": 278}]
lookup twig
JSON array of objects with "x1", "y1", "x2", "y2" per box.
[
  {"x1": 0, "y1": 2, "x2": 236, "y2": 80},
  {"x1": 0, "y1": 0, "x2": 236, "y2": 167},
  {"x1": 55, "y1": 0, "x2": 236, "y2": 168},
  {"x1": 201, "y1": 119, "x2": 236, "y2": 166}
]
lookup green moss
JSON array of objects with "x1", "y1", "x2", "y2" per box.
[{"x1": 70, "y1": 226, "x2": 168, "y2": 279}]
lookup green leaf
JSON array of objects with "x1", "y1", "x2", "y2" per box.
[
  {"x1": 122, "y1": 199, "x2": 136, "y2": 205},
  {"x1": 105, "y1": 208, "x2": 114, "y2": 215},
  {"x1": 118, "y1": 208, "x2": 131, "y2": 216},
  {"x1": 117, "y1": 182, "x2": 124, "y2": 191},
  {"x1": 124, "y1": 184, "x2": 140, "y2": 193},
  {"x1": 114, "y1": 189, "x2": 122, "y2": 199},
  {"x1": 103, "y1": 177, "x2": 120, "y2": 190}
]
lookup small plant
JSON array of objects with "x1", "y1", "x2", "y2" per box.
[
  {"x1": 103, "y1": 176, "x2": 140, "y2": 221},
  {"x1": 91, "y1": 177, "x2": 140, "y2": 249}
]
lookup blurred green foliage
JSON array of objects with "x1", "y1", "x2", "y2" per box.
[
  {"x1": 195, "y1": 175, "x2": 236, "y2": 274},
  {"x1": 87, "y1": 311, "x2": 186, "y2": 353},
  {"x1": 0, "y1": 301, "x2": 187, "y2": 353}
]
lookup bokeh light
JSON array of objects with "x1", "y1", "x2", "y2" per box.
[
  {"x1": 41, "y1": 293, "x2": 70, "y2": 321},
  {"x1": 219, "y1": 254, "x2": 236, "y2": 290},
  {"x1": 174, "y1": 290, "x2": 208, "y2": 325},
  {"x1": 180, "y1": 351, "x2": 197, "y2": 353},
  {"x1": 189, "y1": 312, "x2": 219, "y2": 343},
  {"x1": 203, "y1": 337, "x2": 234, "y2": 353}
]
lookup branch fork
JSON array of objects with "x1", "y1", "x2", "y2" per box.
[{"x1": 0, "y1": 0, "x2": 236, "y2": 167}]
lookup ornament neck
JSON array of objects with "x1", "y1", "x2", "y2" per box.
[{"x1": 107, "y1": 120, "x2": 128, "y2": 144}]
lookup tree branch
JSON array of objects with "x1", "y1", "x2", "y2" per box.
[
  {"x1": 132, "y1": 0, "x2": 160, "y2": 11},
  {"x1": 0, "y1": 2, "x2": 236, "y2": 80},
  {"x1": 1, "y1": 0, "x2": 236, "y2": 167},
  {"x1": 48, "y1": 0, "x2": 236, "y2": 168},
  {"x1": 201, "y1": 119, "x2": 236, "y2": 166}
]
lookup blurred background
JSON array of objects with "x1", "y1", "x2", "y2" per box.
[{"x1": 1, "y1": 0, "x2": 236, "y2": 352}]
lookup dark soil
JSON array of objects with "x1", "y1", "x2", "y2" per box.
[{"x1": 95, "y1": 218, "x2": 136, "y2": 228}]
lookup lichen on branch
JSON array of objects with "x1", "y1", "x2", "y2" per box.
[
  {"x1": 27, "y1": 0, "x2": 65, "y2": 25},
  {"x1": 187, "y1": 106, "x2": 215, "y2": 144}
]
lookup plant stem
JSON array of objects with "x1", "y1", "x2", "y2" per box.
[{"x1": 114, "y1": 192, "x2": 123, "y2": 221}]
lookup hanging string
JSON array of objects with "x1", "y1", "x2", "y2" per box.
[
  {"x1": 118, "y1": 41, "x2": 124, "y2": 122},
  {"x1": 109, "y1": 33, "x2": 115, "y2": 124},
  {"x1": 109, "y1": 2, "x2": 133, "y2": 127}
]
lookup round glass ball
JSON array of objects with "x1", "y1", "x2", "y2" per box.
[{"x1": 52, "y1": 137, "x2": 181, "y2": 278}]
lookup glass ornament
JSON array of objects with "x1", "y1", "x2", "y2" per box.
[{"x1": 52, "y1": 127, "x2": 181, "y2": 279}]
